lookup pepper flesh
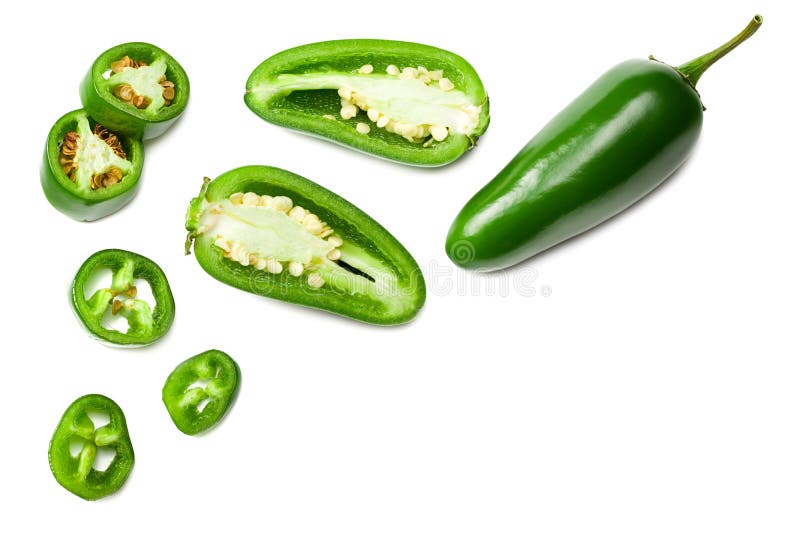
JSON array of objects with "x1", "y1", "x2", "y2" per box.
[
  {"x1": 41, "y1": 109, "x2": 144, "y2": 221},
  {"x1": 70, "y1": 249, "x2": 175, "y2": 346},
  {"x1": 185, "y1": 165, "x2": 426, "y2": 324},
  {"x1": 162, "y1": 349, "x2": 241, "y2": 435},
  {"x1": 245, "y1": 39, "x2": 489, "y2": 166},
  {"x1": 48, "y1": 394, "x2": 134, "y2": 500},
  {"x1": 446, "y1": 16, "x2": 762, "y2": 270},
  {"x1": 80, "y1": 42, "x2": 190, "y2": 139}
]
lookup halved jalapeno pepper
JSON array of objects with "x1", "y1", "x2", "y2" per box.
[
  {"x1": 80, "y1": 42, "x2": 189, "y2": 140},
  {"x1": 245, "y1": 40, "x2": 489, "y2": 166},
  {"x1": 70, "y1": 249, "x2": 175, "y2": 346},
  {"x1": 41, "y1": 109, "x2": 144, "y2": 221},
  {"x1": 48, "y1": 394, "x2": 134, "y2": 500},
  {"x1": 185, "y1": 165, "x2": 426, "y2": 324},
  {"x1": 162, "y1": 349, "x2": 241, "y2": 435}
]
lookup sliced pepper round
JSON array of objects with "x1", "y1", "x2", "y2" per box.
[
  {"x1": 70, "y1": 249, "x2": 175, "y2": 346},
  {"x1": 185, "y1": 165, "x2": 426, "y2": 324},
  {"x1": 245, "y1": 39, "x2": 489, "y2": 166},
  {"x1": 162, "y1": 349, "x2": 241, "y2": 435},
  {"x1": 48, "y1": 394, "x2": 134, "y2": 500},
  {"x1": 80, "y1": 42, "x2": 189, "y2": 140},
  {"x1": 41, "y1": 109, "x2": 144, "y2": 221}
]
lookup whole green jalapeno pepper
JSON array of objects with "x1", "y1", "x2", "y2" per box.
[
  {"x1": 446, "y1": 16, "x2": 762, "y2": 270},
  {"x1": 41, "y1": 109, "x2": 144, "y2": 221},
  {"x1": 80, "y1": 42, "x2": 189, "y2": 140},
  {"x1": 184, "y1": 166, "x2": 426, "y2": 324},
  {"x1": 70, "y1": 249, "x2": 176, "y2": 346},
  {"x1": 245, "y1": 40, "x2": 490, "y2": 166},
  {"x1": 48, "y1": 394, "x2": 134, "y2": 500},
  {"x1": 162, "y1": 349, "x2": 241, "y2": 435}
]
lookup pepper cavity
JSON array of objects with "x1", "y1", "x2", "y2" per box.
[
  {"x1": 59, "y1": 120, "x2": 131, "y2": 190},
  {"x1": 108, "y1": 55, "x2": 175, "y2": 110}
]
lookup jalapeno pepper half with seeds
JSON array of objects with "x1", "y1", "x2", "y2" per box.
[
  {"x1": 48, "y1": 394, "x2": 134, "y2": 500},
  {"x1": 41, "y1": 109, "x2": 144, "y2": 221},
  {"x1": 245, "y1": 40, "x2": 489, "y2": 166},
  {"x1": 185, "y1": 166, "x2": 426, "y2": 324},
  {"x1": 80, "y1": 42, "x2": 189, "y2": 140},
  {"x1": 70, "y1": 249, "x2": 175, "y2": 346},
  {"x1": 446, "y1": 16, "x2": 763, "y2": 271},
  {"x1": 163, "y1": 349, "x2": 241, "y2": 435}
]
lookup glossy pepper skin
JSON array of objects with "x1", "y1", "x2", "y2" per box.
[
  {"x1": 245, "y1": 39, "x2": 489, "y2": 166},
  {"x1": 185, "y1": 166, "x2": 426, "y2": 325},
  {"x1": 80, "y1": 42, "x2": 189, "y2": 140},
  {"x1": 162, "y1": 349, "x2": 241, "y2": 435},
  {"x1": 48, "y1": 394, "x2": 134, "y2": 500},
  {"x1": 41, "y1": 109, "x2": 144, "y2": 221},
  {"x1": 447, "y1": 16, "x2": 762, "y2": 271},
  {"x1": 70, "y1": 249, "x2": 175, "y2": 346}
]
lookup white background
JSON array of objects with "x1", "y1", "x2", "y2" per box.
[{"x1": 2, "y1": 0, "x2": 797, "y2": 531}]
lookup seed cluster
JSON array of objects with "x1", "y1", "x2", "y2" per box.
[
  {"x1": 109, "y1": 55, "x2": 175, "y2": 109},
  {"x1": 59, "y1": 124, "x2": 128, "y2": 190},
  {"x1": 109, "y1": 286, "x2": 139, "y2": 315},
  {"x1": 337, "y1": 64, "x2": 454, "y2": 143},
  {"x1": 208, "y1": 192, "x2": 347, "y2": 289}
]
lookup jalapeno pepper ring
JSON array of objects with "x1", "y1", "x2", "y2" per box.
[
  {"x1": 41, "y1": 109, "x2": 144, "y2": 221},
  {"x1": 48, "y1": 394, "x2": 134, "y2": 500},
  {"x1": 185, "y1": 165, "x2": 426, "y2": 324},
  {"x1": 162, "y1": 349, "x2": 241, "y2": 435},
  {"x1": 70, "y1": 249, "x2": 175, "y2": 346},
  {"x1": 245, "y1": 39, "x2": 489, "y2": 166},
  {"x1": 80, "y1": 42, "x2": 190, "y2": 140}
]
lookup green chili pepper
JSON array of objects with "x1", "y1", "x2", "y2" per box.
[
  {"x1": 245, "y1": 40, "x2": 489, "y2": 166},
  {"x1": 48, "y1": 394, "x2": 134, "y2": 500},
  {"x1": 80, "y1": 42, "x2": 189, "y2": 140},
  {"x1": 446, "y1": 16, "x2": 762, "y2": 270},
  {"x1": 185, "y1": 165, "x2": 426, "y2": 324},
  {"x1": 41, "y1": 109, "x2": 144, "y2": 221},
  {"x1": 162, "y1": 349, "x2": 241, "y2": 435},
  {"x1": 70, "y1": 249, "x2": 175, "y2": 346}
]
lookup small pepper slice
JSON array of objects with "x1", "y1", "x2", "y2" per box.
[
  {"x1": 80, "y1": 42, "x2": 190, "y2": 140},
  {"x1": 162, "y1": 349, "x2": 241, "y2": 435},
  {"x1": 41, "y1": 109, "x2": 144, "y2": 221},
  {"x1": 185, "y1": 165, "x2": 426, "y2": 324},
  {"x1": 70, "y1": 249, "x2": 175, "y2": 346},
  {"x1": 245, "y1": 39, "x2": 489, "y2": 166},
  {"x1": 48, "y1": 394, "x2": 134, "y2": 500}
]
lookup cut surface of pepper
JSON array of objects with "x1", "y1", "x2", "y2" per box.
[
  {"x1": 185, "y1": 166, "x2": 426, "y2": 324},
  {"x1": 70, "y1": 249, "x2": 175, "y2": 346},
  {"x1": 41, "y1": 109, "x2": 144, "y2": 221},
  {"x1": 80, "y1": 42, "x2": 189, "y2": 139},
  {"x1": 446, "y1": 16, "x2": 763, "y2": 271},
  {"x1": 245, "y1": 40, "x2": 489, "y2": 166},
  {"x1": 162, "y1": 349, "x2": 241, "y2": 435},
  {"x1": 48, "y1": 394, "x2": 134, "y2": 500}
]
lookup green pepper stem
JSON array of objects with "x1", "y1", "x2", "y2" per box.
[{"x1": 678, "y1": 15, "x2": 762, "y2": 87}]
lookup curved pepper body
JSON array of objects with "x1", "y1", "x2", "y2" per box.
[
  {"x1": 70, "y1": 249, "x2": 175, "y2": 346},
  {"x1": 162, "y1": 349, "x2": 241, "y2": 435},
  {"x1": 80, "y1": 42, "x2": 189, "y2": 140},
  {"x1": 245, "y1": 40, "x2": 489, "y2": 166},
  {"x1": 185, "y1": 166, "x2": 426, "y2": 324},
  {"x1": 41, "y1": 109, "x2": 144, "y2": 221},
  {"x1": 48, "y1": 394, "x2": 134, "y2": 500},
  {"x1": 447, "y1": 59, "x2": 702, "y2": 270}
]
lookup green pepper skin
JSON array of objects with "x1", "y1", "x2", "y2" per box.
[
  {"x1": 162, "y1": 349, "x2": 241, "y2": 435},
  {"x1": 185, "y1": 166, "x2": 426, "y2": 325},
  {"x1": 70, "y1": 249, "x2": 175, "y2": 346},
  {"x1": 245, "y1": 39, "x2": 489, "y2": 166},
  {"x1": 447, "y1": 17, "x2": 762, "y2": 271},
  {"x1": 41, "y1": 109, "x2": 144, "y2": 221},
  {"x1": 80, "y1": 42, "x2": 189, "y2": 140},
  {"x1": 48, "y1": 394, "x2": 134, "y2": 500}
]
